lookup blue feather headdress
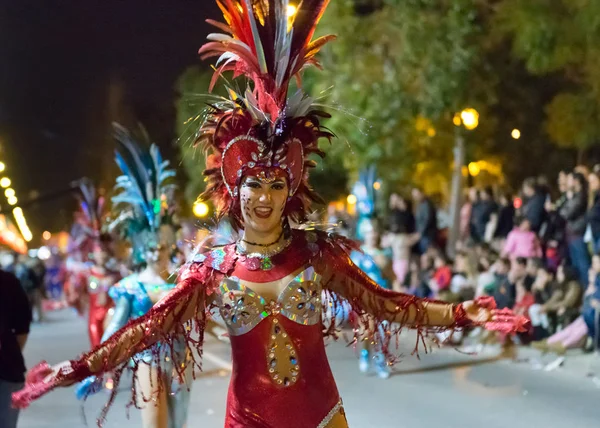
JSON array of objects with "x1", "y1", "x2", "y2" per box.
[{"x1": 110, "y1": 123, "x2": 177, "y2": 264}]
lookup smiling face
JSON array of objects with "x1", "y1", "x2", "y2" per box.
[{"x1": 239, "y1": 175, "x2": 289, "y2": 235}]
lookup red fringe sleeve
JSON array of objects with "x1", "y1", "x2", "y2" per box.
[
  {"x1": 13, "y1": 261, "x2": 222, "y2": 426},
  {"x1": 314, "y1": 233, "x2": 528, "y2": 364}
]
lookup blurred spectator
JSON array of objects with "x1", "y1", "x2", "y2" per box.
[
  {"x1": 450, "y1": 251, "x2": 476, "y2": 301},
  {"x1": 388, "y1": 193, "x2": 415, "y2": 234},
  {"x1": 514, "y1": 276, "x2": 536, "y2": 342},
  {"x1": 431, "y1": 253, "x2": 453, "y2": 300},
  {"x1": 560, "y1": 171, "x2": 590, "y2": 285},
  {"x1": 460, "y1": 187, "x2": 478, "y2": 242},
  {"x1": 542, "y1": 264, "x2": 582, "y2": 331},
  {"x1": 494, "y1": 257, "x2": 526, "y2": 309},
  {"x1": 586, "y1": 170, "x2": 600, "y2": 254},
  {"x1": 471, "y1": 187, "x2": 497, "y2": 244},
  {"x1": 13, "y1": 255, "x2": 44, "y2": 322},
  {"x1": 412, "y1": 187, "x2": 437, "y2": 254},
  {"x1": 537, "y1": 175, "x2": 551, "y2": 199},
  {"x1": 503, "y1": 218, "x2": 542, "y2": 260},
  {"x1": 475, "y1": 252, "x2": 498, "y2": 297},
  {"x1": 386, "y1": 229, "x2": 419, "y2": 290},
  {"x1": 0, "y1": 268, "x2": 32, "y2": 428},
  {"x1": 522, "y1": 178, "x2": 547, "y2": 233},
  {"x1": 534, "y1": 258, "x2": 600, "y2": 355},
  {"x1": 493, "y1": 191, "x2": 515, "y2": 243}
]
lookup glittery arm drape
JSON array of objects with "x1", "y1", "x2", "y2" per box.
[
  {"x1": 315, "y1": 234, "x2": 527, "y2": 362},
  {"x1": 13, "y1": 262, "x2": 221, "y2": 425}
]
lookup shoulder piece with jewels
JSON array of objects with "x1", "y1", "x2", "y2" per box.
[{"x1": 12, "y1": 3, "x2": 529, "y2": 428}]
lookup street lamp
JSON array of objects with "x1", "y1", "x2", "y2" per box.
[
  {"x1": 0, "y1": 162, "x2": 5, "y2": 173},
  {"x1": 4, "y1": 188, "x2": 15, "y2": 198},
  {"x1": 511, "y1": 128, "x2": 521, "y2": 140},
  {"x1": 448, "y1": 107, "x2": 480, "y2": 256},
  {"x1": 0, "y1": 177, "x2": 11, "y2": 188}
]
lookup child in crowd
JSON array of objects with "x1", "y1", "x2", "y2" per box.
[
  {"x1": 476, "y1": 252, "x2": 499, "y2": 297},
  {"x1": 385, "y1": 229, "x2": 420, "y2": 291},
  {"x1": 431, "y1": 253, "x2": 455, "y2": 302},
  {"x1": 450, "y1": 251, "x2": 476, "y2": 301},
  {"x1": 503, "y1": 218, "x2": 543, "y2": 260}
]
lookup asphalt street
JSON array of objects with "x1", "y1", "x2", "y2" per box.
[{"x1": 17, "y1": 310, "x2": 600, "y2": 428}]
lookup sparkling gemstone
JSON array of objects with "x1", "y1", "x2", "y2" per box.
[
  {"x1": 283, "y1": 377, "x2": 290, "y2": 386},
  {"x1": 274, "y1": 325, "x2": 281, "y2": 334},
  {"x1": 297, "y1": 303, "x2": 305, "y2": 310},
  {"x1": 269, "y1": 368, "x2": 275, "y2": 373},
  {"x1": 290, "y1": 357, "x2": 297, "y2": 365},
  {"x1": 270, "y1": 359, "x2": 277, "y2": 368}
]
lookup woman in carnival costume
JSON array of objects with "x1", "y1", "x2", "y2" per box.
[
  {"x1": 14, "y1": 2, "x2": 527, "y2": 427},
  {"x1": 76, "y1": 125, "x2": 192, "y2": 428},
  {"x1": 65, "y1": 181, "x2": 121, "y2": 345}
]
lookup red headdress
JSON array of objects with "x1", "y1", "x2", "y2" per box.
[{"x1": 196, "y1": 0, "x2": 336, "y2": 228}]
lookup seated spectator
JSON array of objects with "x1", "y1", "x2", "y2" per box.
[
  {"x1": 431, "y1": 253, "x2": 452, "y2": 292},
  {"x1": 475, "y1": 253, "x2": 499, "y2": 297},
  {"x1": 493, "y1": 191, "x2": 515, "y2": 245},
  {"x1": 450, "y1": 251, "x2": 476, "y2": 301},
  {"x1": 493, "y1": 257, "x2": 527, "y2": 309},
  {"x1": 503, "y1": 218, "x2": 542, "y2": 260},
  {"x1": 541, "y1": 264, "x2": 582, "y2": 331},
  {"x1": 533, "y1": 257, "x2": 600, "y2": 354},
  {"x1": 514, "y1": 276, "x2": 551, "y2": 342}
]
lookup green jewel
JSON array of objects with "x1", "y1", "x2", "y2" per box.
[{"x1": 261, "y1": 257, "x2": 273, "y2": 270}]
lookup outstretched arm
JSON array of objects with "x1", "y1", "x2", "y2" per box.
[
  {"x1": 13, "y1": 262, "x2": 220, "y2": 409},
  {"x1": 316, "y1": 233, "x2": 527, "y2": 332}
]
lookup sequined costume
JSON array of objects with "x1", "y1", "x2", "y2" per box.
[
  {"x1": 86, "y1": 264, "x2": 121, "y2": 347},
  {"x1": 14, "y1": 230, "x2": 527, "y2": 426},
  {"x1": 13, "y1": 2, "x2": 528, "y2": 426}
]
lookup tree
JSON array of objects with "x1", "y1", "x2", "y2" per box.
[
  {"x1": 304, "y1": 0, "x2": 485, "y2": 190},
  {"x1": 494, "y1": 0, "x2": 600, "y2": 158}
]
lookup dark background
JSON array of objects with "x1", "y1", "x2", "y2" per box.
[{"x1": 0, "y1": 0, "x2": 218, "y2": 237}]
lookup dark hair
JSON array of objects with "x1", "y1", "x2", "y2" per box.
[
  {"x1": 571, "y1": 171, "x2": 587, "y2": 192},
  {"x1": 523, "y1": 275, "x2": 534, "y2": 293},
  {"x1": 559, "y1": 264, "x2": 578, "y2": 282},
  {"x1": 515, "y1": 257, "x2": 527, "y2": 267},
  {"x1": 482, "y1": 186, "x2": 494, "y2": 199}
]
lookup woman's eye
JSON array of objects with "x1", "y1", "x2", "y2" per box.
[
  {"x1": 245, "y1": 182, "x2": 261, "y2": 189},
  {"x1": 272, "y1": 183, "x2": 285, "y2": 190}
]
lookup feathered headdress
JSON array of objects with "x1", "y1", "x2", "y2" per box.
[
  {"x1": 110, "y1": 124, "x2": 177, "y2": 263},
  {"x1": 195, "y1": 0, "x2": 336, "y2": 228},
  {"x1": 67, "y1": 180, "x2": 108, "y2": 256}
]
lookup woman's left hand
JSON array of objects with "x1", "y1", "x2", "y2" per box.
[{"x1": 461, "y1": 297, "x2": 529, "y2": 334}]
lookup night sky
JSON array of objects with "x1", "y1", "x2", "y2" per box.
[{"x1": 0, "y1": 1, "x2": 219, "y2": 239}]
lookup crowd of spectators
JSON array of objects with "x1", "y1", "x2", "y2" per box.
[{"x1": 379, "y1": 166, "x2": 600, "y2": 355}]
